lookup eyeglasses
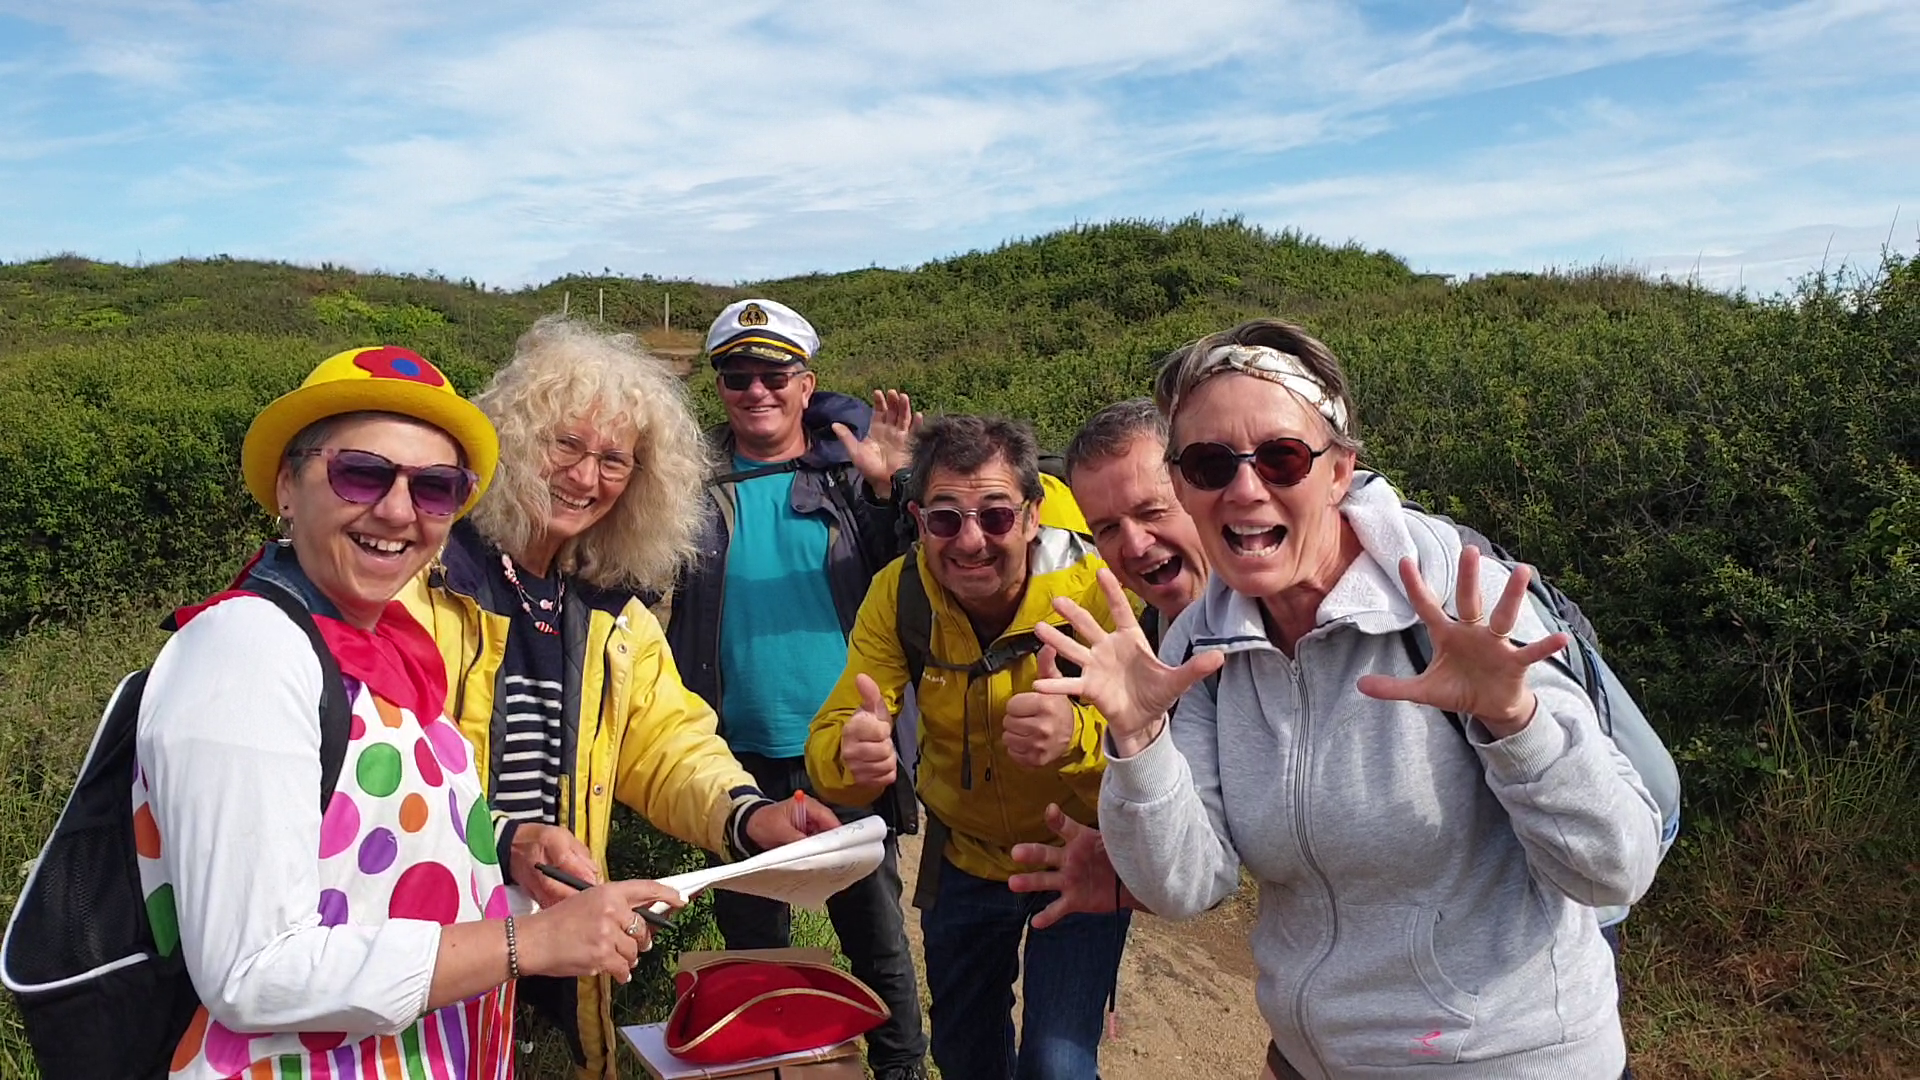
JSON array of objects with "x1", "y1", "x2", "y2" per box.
[
  {"x1": 719, "y1": 369, "x2": 806, "y2": 392},
  {"x1": 916, "y1": 504, "x2": 1025, "y2": 539},
  {"x1": 1167, "y1": 438, "x2": 1330, "y2": 491},
  {"x1": 549, "y1": 434, "x2": 636, "y2": 480},
  {"x1": 290, "y1": 448, "x2": 477, "y2": 516}
]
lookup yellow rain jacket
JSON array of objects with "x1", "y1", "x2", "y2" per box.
[
  {"x1": 807, "y1": 525, "x2": 1118, "y2": 881},
  {"x1": 1037, "y1": 471, "x2": 1088, "y2": 534},
  {"x1": 401, "y1": 522, "x2": 761, "y2": 1080}
]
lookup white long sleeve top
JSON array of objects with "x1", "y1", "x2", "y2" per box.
[{"x1": 134, "y1": 594, "x2": 513, "y2": 1078}]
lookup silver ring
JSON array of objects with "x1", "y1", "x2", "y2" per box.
[{"x1": 626, "y1": 913, "x2": 643, "y2": 938}]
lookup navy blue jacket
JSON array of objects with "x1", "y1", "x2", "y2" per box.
[{"x1": 664, "y1": 392, "x2": 913, "y2": 831}]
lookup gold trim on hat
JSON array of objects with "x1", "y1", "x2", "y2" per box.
[
  {"x1": 665, "y1": 959, "x2": 888, "y2": 1057},
  {"x1": 711, "y1": 335, "x2": 808, "y2": 362}
]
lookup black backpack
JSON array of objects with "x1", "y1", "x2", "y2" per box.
[{"x1": 1, "y1": 582, "x2": 351, "y2": 1080}]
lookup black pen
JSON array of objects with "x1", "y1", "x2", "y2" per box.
[{"x1": 533, "y1": 863, "x2": 676, "y2": 931}]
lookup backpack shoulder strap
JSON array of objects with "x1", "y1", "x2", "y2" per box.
[
  {"x1": 246, "y1": 583, "x2": 353, "y2": 810},
  {"x1": 710, "y1": 459, "x2": 802, "y2": 486},
  {"x1": 1398, "y1": 624, "x2": 1467, "y2": 734},
  {"x1": 896, "y1": 548, "x2": 932, "y2": 689},
  {"x1": 1178, "y1": 639, "x2": 1224, "y2": 701}
]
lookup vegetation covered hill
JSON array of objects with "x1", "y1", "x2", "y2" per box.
[{"x1": 2, "y1": 218, "x2": 1915, "y2": 1075}]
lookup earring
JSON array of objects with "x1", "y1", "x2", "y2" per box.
[{"x1": 274, "y1": 515, "x2": 292, "y2": 544}]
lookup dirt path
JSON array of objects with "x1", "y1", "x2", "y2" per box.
[{"x1": 894, "y1": 832, "x2": 1271, "y2": 1079}]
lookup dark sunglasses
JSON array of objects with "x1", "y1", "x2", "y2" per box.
[
  {"x1": 1167, "y1": 437, "x2": 1330, "y2": 491},
  {"x1": 916, "y1": 504, "x2": 1025, "y2": 539},
  {"x1": 290, "y1": 448, "x2": 477, "y2": 516},
  {"x1": 719, "y1": 369, "x2": 806, "y2": 392}
]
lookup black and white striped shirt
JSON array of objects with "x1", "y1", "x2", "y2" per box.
[{"x1": 494, "y1": 674, "x2": 564, "y2": 823}]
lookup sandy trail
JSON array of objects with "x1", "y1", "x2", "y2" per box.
[{"x1": 892, "y1": 831, "x2": 1271, "y2": 1079}]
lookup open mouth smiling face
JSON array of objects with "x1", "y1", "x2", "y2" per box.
[
  {"x1": 1169, "y1": 374, "x2": 1353, "y2": 603},
  {"x1": 1074, "y1": 436, "x2": 1209, "y2": 616}
]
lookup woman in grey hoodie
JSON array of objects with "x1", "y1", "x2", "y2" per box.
[{"x1": 1032, "y1": 319, "x2": 1662, "y2": 1080}]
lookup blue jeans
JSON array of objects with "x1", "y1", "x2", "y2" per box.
[{"x1": 919, "y1": 856, "x2": 1131, "y2": 1080}]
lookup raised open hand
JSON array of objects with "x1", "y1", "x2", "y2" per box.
[
  {"x1": 1009, "y1": 804, "x2": 1134, "y2": 929},
  {"x1": 832, "y1": 389, "x2": 921, "y2": 498},
  {"x1": 1031, "y1": 568, "x2": 1224, "y2": 758},
  {"x1": 839, "y1": 673, "x2": 899, "y2": 787},
  {"x1": 1355, "y1": 546, "x2": 1570, "y2": 738}
]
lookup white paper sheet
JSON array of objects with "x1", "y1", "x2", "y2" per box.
[{"x1": 650, "y1": 816, "x2": 888, "y2": 910}]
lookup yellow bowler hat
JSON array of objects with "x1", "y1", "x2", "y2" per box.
[{"x1": 241, "y1": 346, "x2": 499, "y2": 517}]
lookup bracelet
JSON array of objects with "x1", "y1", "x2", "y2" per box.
[{"x1": 504, "y1": 916, "x2": 520, "y2": 982}]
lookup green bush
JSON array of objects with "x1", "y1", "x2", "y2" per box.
[
  {"x1": 0, "y1": 332, "x2": 505, "y2": 631},
  {"x1": 2, "y1": 225, "x2": 1913, "y2": 814}
]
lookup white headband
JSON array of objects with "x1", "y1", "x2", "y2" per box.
[{"x1": 1193, "y1": 344, "x2": 1349, "y2": 435}]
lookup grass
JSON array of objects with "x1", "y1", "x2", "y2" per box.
[
  {"x1": 2, "y1": 603, "x2": 1915, "y2": 1078},
  {"x1": 0, "y1": 602, "x2": 175, "y2": 1076},
  {"x1": 1617, "y1": 699, "x2": 1919, "y2": 1079}
]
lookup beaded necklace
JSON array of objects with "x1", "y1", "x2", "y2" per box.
[{"x1": 500, "y1": 553, "x2": 564, "y2": 636}]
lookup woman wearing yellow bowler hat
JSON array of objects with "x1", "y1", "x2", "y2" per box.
[{"x1": 130, "y1": 345, "x2": 682, "y2": 1080}]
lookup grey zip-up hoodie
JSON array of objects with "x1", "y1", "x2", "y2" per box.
[{"x1": 1100, "y1": 472, "x2": 1661, "y2": 1079}]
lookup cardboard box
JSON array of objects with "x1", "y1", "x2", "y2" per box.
[{"x1": 620, "y1": 948, "x2": 870, "y2": 1080}]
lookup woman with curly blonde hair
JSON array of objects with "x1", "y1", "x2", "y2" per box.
[{"x1": 402, "y1": 316, "x2": 836, "y2": 1080}]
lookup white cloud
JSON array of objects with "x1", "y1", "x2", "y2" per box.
[
  {"x1": 1476, "y1": 0, "x2": 1739, "y2": 42},
  {"x1": 70, "y1": 39, "x2": 190, "y2": 87},
  {"x1": 1, "y1": 0, "x2": 1915, "y2": 296}
]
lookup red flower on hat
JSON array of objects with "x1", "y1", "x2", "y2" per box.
[{"x1": 352, "y1": 346, "x2": 446, "y2": 386}]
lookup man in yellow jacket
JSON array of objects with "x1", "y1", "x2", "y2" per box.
[{"x1": 807, "y1": 414, "x2": 1130, "y2": 1080}]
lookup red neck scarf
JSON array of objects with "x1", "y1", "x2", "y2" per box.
[{"x1": 173, "y1": 594, "x2": 448, "y2": 723}]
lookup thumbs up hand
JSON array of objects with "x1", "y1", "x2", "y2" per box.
[
  {"x1": 840, "y1": 673, "x2": 899, "y2": 787},
  {"x1": 1003, "y1": 646, "x2": 1077, "y2": 768}
]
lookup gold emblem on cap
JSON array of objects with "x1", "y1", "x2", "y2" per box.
[{"x1": 738, "y1": 303, "x2": 769, "y2": 327}]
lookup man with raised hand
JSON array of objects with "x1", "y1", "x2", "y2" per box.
[
  {"x1": 1008, "y1": 398, "x2": 1212, "y2": 928},
  {"x1": 665, "y1": 297, "x2": 927, "y2": 1080},
  {"x1": 807, "y1": 414, "x2": 1129, "y2": 1080}
]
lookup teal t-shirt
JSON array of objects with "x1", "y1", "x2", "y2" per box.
[{"x1": 717, "y1": 455, "x2": 850, "y2": 757}]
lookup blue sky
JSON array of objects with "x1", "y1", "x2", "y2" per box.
[{"x1": 2, "y1": 0, "x2": 1914, "y2": 295}]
